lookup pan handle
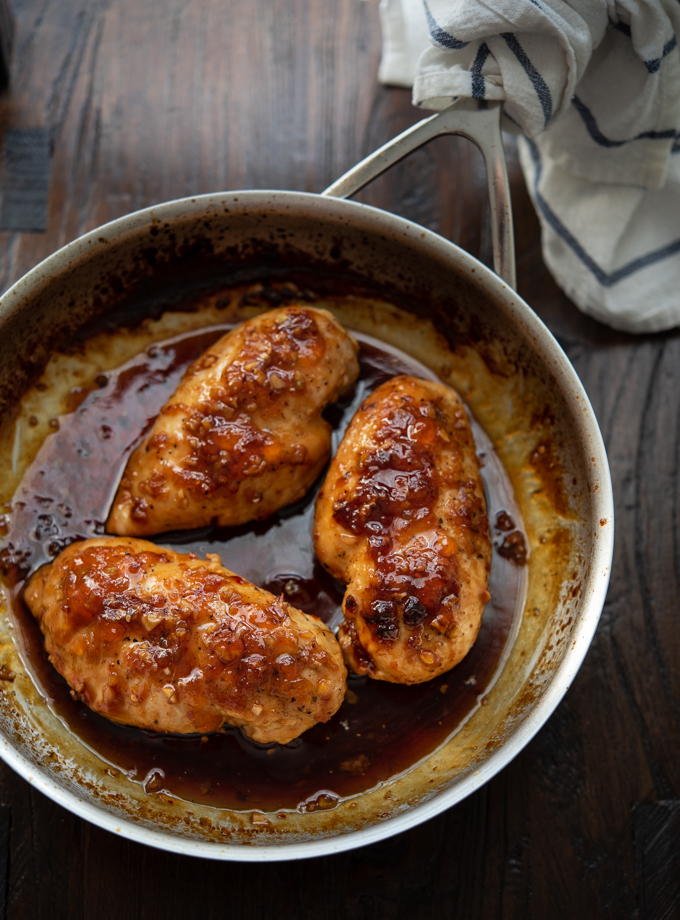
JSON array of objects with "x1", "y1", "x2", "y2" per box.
[{"x1": 322, "y1": 98, "x2": 516, "y2": 291}]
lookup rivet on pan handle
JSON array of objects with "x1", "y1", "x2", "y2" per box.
[{"x1": 322, "y1": 98, "x2": 516, "y2": 291}]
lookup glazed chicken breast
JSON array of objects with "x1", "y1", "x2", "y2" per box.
[
  {"x1": 24, "y1": 537, "x2": 347, "y2": 744},
  {"x1": 107, "y1": 306, "x2": 359, "y2": 536},
  {"x1": 314, "y1": 375, "x2": 491, "y2": 684}
]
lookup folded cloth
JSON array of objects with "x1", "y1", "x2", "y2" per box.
[{"x1": 378, "y1": 0, "x2": 680, "y2": 333}]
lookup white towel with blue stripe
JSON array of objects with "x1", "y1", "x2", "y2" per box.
[{"x1": 378, "y1": 0, "x2": 680, "y2": 333}]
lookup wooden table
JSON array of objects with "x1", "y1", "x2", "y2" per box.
[{"x1": 1, "y1": 1, "x2": 678, "y2": 916}]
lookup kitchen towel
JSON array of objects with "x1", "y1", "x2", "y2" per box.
[{"x1": 378, "y1": 0, "x2": 680, "y2": 333}]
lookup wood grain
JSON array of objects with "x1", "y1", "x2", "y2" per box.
[{"x1": 1, "y1": 0, "x2": 679, "y2": 917}]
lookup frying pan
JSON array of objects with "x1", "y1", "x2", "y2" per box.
[{"x1": 0, "y1": 99, "x2": 613, "y2": 859}]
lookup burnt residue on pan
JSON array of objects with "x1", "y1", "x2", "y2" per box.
[{"x1": 0, "y1": 206, "x2": 525, "y2": 412}]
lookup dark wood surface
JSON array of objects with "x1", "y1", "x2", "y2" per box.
[{"x1": 1, "y1": 0, "x2": 679, "y2": 916}]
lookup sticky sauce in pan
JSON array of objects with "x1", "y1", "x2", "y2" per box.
[{"x1": 0, "y1": 324, "x2": 527, "y2": 813}]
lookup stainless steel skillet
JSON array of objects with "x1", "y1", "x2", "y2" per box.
[{"x1": 0, "y1": 99, "x2": 613, "y2": 859}]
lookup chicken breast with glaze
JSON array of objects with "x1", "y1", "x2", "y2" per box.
[
  {"x1": 314, "y1": 375, "x2": 491, "y2": 684},
  {"x1": 107, "y1": 306, "x2": 359, "y2": 536},
  {"x1": 24, "y1": 537, "x2": 347, "y2": 744}
]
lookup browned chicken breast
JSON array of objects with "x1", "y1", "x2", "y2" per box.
[
  {"x1": 314, "y1": 375, "x2": 491, "y2": 684},
  {"x1": 24, "y1": 537, "x2": 347, "y2": 744},
  {"x1": 107, "y1": 306, "x2": 359, "y2": 536}
]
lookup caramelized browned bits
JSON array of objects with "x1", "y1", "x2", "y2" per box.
[
  {"x1": 314, "y1": 375, "x2": 491, "y2": 685},
  {"x1": 24, "y1": 536, "x2": 347, "y2": 745},
  {"x1": 107, "y1": 306, "x2": 359, "y2": 536}
]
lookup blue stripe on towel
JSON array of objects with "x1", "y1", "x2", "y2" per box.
[
  {"x1": 645, "y1": 35, "x2": 677, "y2": 74},
  {"x1": 572, "y1": 96, "x2": 679, "y2": 148},
  {"x1": 500, "y1": 33, "x2": 552, "y2": 127},
  {"x1": 609, "y1": 20, "x2": 677, "y2": 74},
  {"x1": 610, "y1": 19, "x2": 632, "y2": 38},
  {"x1": 526, "y1": 139, "x2": 680, "y2": 286},
  {"x1": 471, "y1": 43, "x2": 490, "y2": 98},
  {"x1": 423, "y1": 2, "x2": 469, "y2": 50}
]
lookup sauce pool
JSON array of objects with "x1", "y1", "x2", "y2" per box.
[{"x1": 0, "y1": 323, "x2": 526, "y2": 812}]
